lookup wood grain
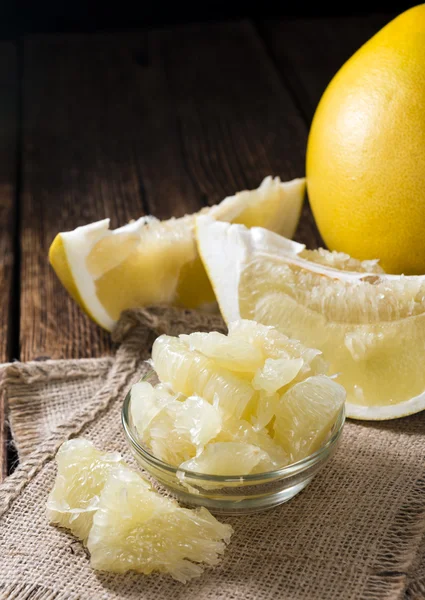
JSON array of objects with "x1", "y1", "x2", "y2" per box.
[
  {"x1": 20, "y1": 21, "x2": 309, "y2": 361},
  {"x1": 20, "y1": 33, "x2": 200, "y2": 360},
  {"x1": 260, "y1": 14, "x2": 393, "y2": 123},
  {"x1": 0, "y1": 43, "x2": 17, "y2": 479}
]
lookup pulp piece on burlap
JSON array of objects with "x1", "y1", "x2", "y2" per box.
[{"x1": 0, "y1": 307, "x2": 424, "y2": 600}]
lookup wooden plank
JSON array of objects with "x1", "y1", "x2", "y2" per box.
[
  {"x1": 20, "y1": 21, "x2": 310, "y2": 361},
  {"x1": 154, "y1": 21, "x2": 306, "y2": 207},
  {"x1": 0, "y1": 43, "x2": 18, "y2": 480},
  {"x1": 20, "y1": 33, "x2": 201, "y2": 360},
  {"x1": 260, "y1": 14, "x2": 393, "y2": 123}
]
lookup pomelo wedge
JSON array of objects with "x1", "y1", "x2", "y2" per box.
[
  {"x1": 196, "y1": 216, "x2": 425, "y2": 420},
  {"x1": 49, "y1": 177, "x2": 305, "y2": 330}
]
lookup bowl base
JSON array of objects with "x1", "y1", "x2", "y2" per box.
[{"x1": 165, "y1": 478, "x2": 313, "y2": 514}]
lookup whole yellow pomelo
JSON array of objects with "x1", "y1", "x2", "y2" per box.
[{"x1": 307, "y1": 5, "x2": 425, "y2": 275}]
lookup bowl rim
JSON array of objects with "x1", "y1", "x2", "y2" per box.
[{"x1": 121, "y1": 375, "x2": 346, "y2": 484}]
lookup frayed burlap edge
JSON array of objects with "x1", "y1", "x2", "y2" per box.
[{"x1": 369, "y1": 471, "x2": 425, "y2": 599}]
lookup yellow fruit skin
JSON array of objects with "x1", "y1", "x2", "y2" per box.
[
  {"x1": 49, "y1": 235, "x2": 84, "y2": 309},
  {"x1": 49, "y1": 234, "x2": 99, "y2": 324},
  {"x1": 307, "y1": 5, "x2": 425, "y2": 275}
]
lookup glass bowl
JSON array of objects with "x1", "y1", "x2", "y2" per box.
[{"x1": 121, "y1": 377, "x2": 345, "y2": 514}]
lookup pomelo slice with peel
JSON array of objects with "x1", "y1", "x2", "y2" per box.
[
  {"x1": 87, "y1": 464, "x2": 233, "y2": 581},
  {"x1": 196, "y1": 216, "x2": 425, "y2": 420},
  {"x1": 49, "y1": 176, "x2": 305, "y2": 331}
]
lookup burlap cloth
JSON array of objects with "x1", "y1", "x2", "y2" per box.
[{"x1": 1, "y1": 307, "x2": 425, "y2": 600}]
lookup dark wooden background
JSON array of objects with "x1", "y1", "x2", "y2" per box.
[{"x1": 0, "y1": 10, "x2": 397, "y2": 478}]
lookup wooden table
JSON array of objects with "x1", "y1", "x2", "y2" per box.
[{"x1": 0, "y1": 13, "x2": 393, "y2": 479}]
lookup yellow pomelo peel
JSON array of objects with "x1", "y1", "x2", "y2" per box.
[{"x1": 307, "y1": 6, "x2": 425, "y2": 274}]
